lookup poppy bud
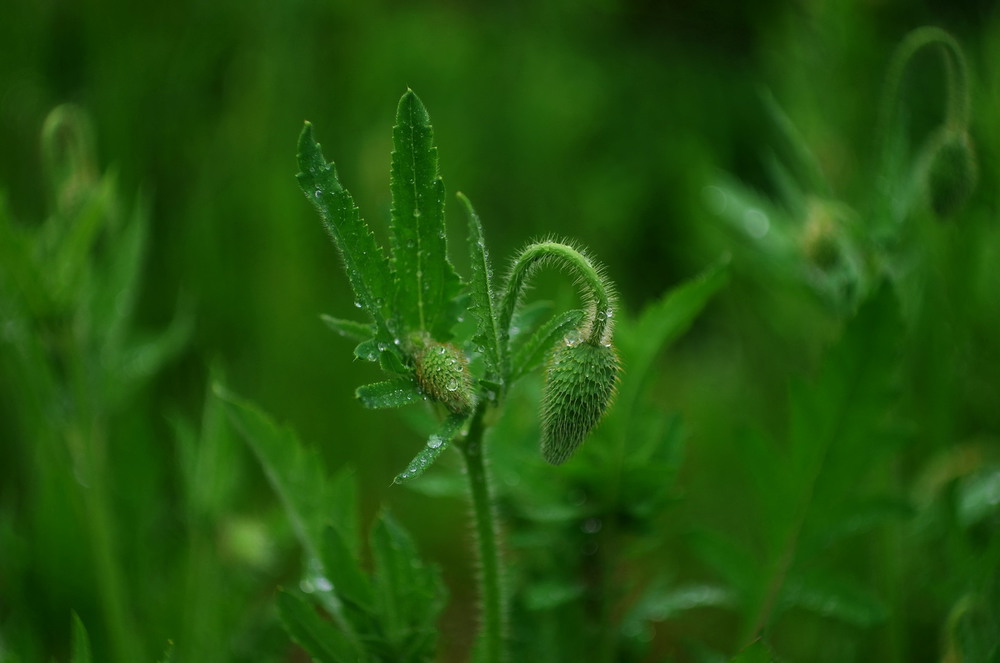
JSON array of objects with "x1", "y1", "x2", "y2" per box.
[
  {"x1": 540, "y1": 332, "x2": 619, "y2": 465},
  {"x1": 921, "y1": 128, "x2": 977, "y2": 220},
  {"x1": 414, "y1": 341, "x2": 476, "y2": 415}
]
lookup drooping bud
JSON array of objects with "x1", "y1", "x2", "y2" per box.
[
  {"x1": 414, "y1": 340, "x2": 476, "y2": 415},
  {"x1": 540, "y1": 331, "x2": 619, "y2": 465},
  {"x1": 921, "y1": 128, "x2": 977, "y2": 220}
]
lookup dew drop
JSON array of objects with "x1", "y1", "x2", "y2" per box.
[
  {"x1": 445, "y1": 378, "x2": 459, "y2": 392},
  {"x1": 314, "y1": 189, "x2": 321, "y2": 198},
  {"x1": 428, "y1": 436, "x2": 443, "y2": 449},
  {"x1": 354, "y1": 301, "x2": 363, "y2": 308}
]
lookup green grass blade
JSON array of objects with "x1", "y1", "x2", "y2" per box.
[
  {"x1": 277, "y1": 590, "x2": 358, "y2": 663},
  {"x1": 70, "y1": 612, "x2": 92, "y2": 663},
  {"x1": 356, "y1": 379, "x2": 425, "y2": 409},
  {"x1": 458, "y1": 192, "x2": 502, "y2": 381},
  {"x1": 297, "y1": 123, "x2": 393, "y2": 335},
  {"x1": 393, "y1": 413, "x2": 467, "y2": 484},
  {"x1": 389, "y1": 90, "x2": 461, "y2": 339},
  {"x1": 510, "y1": 309, "x2": 585, "y2": 383}
]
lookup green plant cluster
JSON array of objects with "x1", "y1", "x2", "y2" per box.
[{"x1": 1, "y1": 9, "x2": 999, "y2": 663}]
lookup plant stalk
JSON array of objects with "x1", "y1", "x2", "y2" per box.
[{"x1": 459, "y1": 402, "x2": 506, "y2": 663}]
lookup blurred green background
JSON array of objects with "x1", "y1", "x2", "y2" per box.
[{"x1": 2, "y1": 0, "x2": 999, "y2": 661}]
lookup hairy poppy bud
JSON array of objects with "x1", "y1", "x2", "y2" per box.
[
  {"x1": 921, "y1": 128, "x2": 977, "y2": 220},
  {"x1": 540, "y1": 331, "x2": 619, "y2": 465},
  {"x1": 414, "y1": 340, "x2": 476, "y2": 415}
]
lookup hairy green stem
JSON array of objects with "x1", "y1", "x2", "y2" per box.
[
  {"x1": 499, "y1": 242, "x2": 614, "y2": 363},
  {"x1": 459, "y1": 402, "x2": 506, "y2": 662},
  {"x1": 878, "y1": 27, "x2": 970, "y2": 141}
]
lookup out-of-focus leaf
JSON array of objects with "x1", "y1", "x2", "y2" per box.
[
  {"x1": 730, "y1": 639, "x2": 776, "y2": 663},
  {"x1": 778, "y1": 570, "x2": 887, "y2": 627},
  {"x1": 688, "y1": 529, "x2": 759, "y2": 601},
  {"x1": 629, "y1": 582, "x2": 736, "y2": 623},
  {"x1": 956, "y1": 466, "x2": 1000, "y2": 528},
  {"x1": 106, "y1": 305, "x2": 192, "y2": 407},
  {"x1": 214, "y1": 384, "x2": 359, "y2": 560},
  {"x1": 522, "y1": 579, "x2": 585, "y2": 611},
  {"x1": 70, "y1": 612, "x2": 92, "y2": 663},
  {"x1": 388, "y1": 90, "x2": 461, "y2": 339},
  {"x1": 277, "y1": 589, "x2": 357, "y2": 663},
  {"x1": 320, "y1": 525, "x2": 375, "y2": 612},
  {"x1": 370, "y1": 511, "x2": 446, "y2": 659},
  {"x1": 356, "y1": 380, "x2": 424, "y2": 409}
]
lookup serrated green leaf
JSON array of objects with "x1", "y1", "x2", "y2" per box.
[
  {"x1": 321, "y1": 525, "x2": 375, "y2": 612},
  {"x1": 157, "y1": 640, "x2": 175, "y2": 663},
  {"x1": 778, "y1": 571, "x2": 887, "y2": 627},
  {"x1": 617, "y1": 260, "x2": 729, "y2": 439},
  {"x1": 394, "y1": 413, "x2": 467, "y2": 484},
  {"x1": 354, "y1": 338, "x2": 380, "y2": 362},
  {"x1": 106, "y1": 305, "x2": 192, "y2": 407},
  {"x1": 388, "y1": 90, "x2": 461, "y2": 339},
  {"x1": 70, "y1": 612, "x2": 92, "y2": 663},
  {"x1": 458, "y1": 192, "x2": 502, "y2": 380},
  {"x1": 321, "y1": 315, "x2": 373, "y2": 342},
  {"x1": 297, "y1": 123, "x2": 393, "y2": 335},
  {"x1": 688, "y1": 528, "x2": 759, "y2": 600},
  {"x1": 215, "y1": 384, "x2": 359, "y2": 559},
  {"x1": 510, "y1": 309, "x2": 585, "y2": 383},
  {"x1": 277, "y1": 590, "x2": 357, "y2": 663},
  {"x1": 378, "y1": 347, "x2": 411, "y2": 375},
  {"x1": 356, "y1": 379, "x2": 424, "y2": 409},
  {"x1": 370, "y1": 511, "x2": 446, "y2": 657},
  {"x1": 629, "y1": 582, "x2": 735, "y2": 623}
]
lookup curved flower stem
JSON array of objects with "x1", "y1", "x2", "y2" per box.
[
  {"x1": 879, "y1": 27, "x2": 970, "y2": 139},
  {"x1": 499, "y1": 241, "x2": 615, "y2": 361},
  {"x1": 458, "y1": 401, "x2": 506, "y2": 662}
]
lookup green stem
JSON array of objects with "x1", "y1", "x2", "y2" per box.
[
  {"x1": 878, "y1": 27, "x2": 970, "y2": 144},
  {"x1": 71, "y1": 419, "x2": 144, "y2": 663},
  {"x1": 499, "y1": 241, "x2": 614, "y2": 363},
  {"x1": 459, "y1": 402, "x2": 506, "y2": 662}
]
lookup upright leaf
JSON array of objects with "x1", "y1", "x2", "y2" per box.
[
  {"x1": 297, "y1": 123, "x2": 393, "y2": 335},
  {"x1": 458, "y1": 192, "x2": 502, "y2": 380},
  {"x1": 389, "y1": 90, "x2": 461, "y2": 339},
  {"x1": 70, "y1": 612, "x2": 92, "y2": 663}
]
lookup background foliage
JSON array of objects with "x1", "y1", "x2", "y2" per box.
[{"x1": 1, "y1": 1, "x2": 999, "y2": 661}]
